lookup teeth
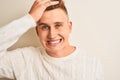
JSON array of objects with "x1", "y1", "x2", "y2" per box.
[{"x1": 48, "y1": 40, "x2": 60, "y2": 44}]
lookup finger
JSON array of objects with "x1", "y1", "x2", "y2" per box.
[
  {"x1": 31, "y1": 0, "x2": 39, "y2": 7},
  {"x1": 33, "y1": 0, "x2": 49, "y2": 7},
  {"x1": 32, "y1": 0, "x2": 41, "y2": 8},
  {"x1": 42, "y1": 0, "x2": 51, "y2": 3},
  {"x1": 35, "y1": 0, "x2": 39, "y2": 1},
  {"x1": 35, "y1": 0, "x2": 40, "y2": 3},
  {"x1": 45, "y1": 1, "x2": 59, "y2": 7}
]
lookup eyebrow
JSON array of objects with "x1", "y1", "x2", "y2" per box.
[
  {"x1": 54, "y1": 22, "x2": 64, "y2": 25},
  {"x1": 37, "y1": 23, "x2": 48, "y2": 26},
  {"x1": 37, "y1": 22, "x2": 64, "y2": 26}
]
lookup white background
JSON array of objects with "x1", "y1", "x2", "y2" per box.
[{"x1": 0, "y1": 0, "x2": 120, "y2": 80}]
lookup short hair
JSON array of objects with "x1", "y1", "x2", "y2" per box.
[{"x1": 45, "y1": 0, "x2": 68, "y2": 15}]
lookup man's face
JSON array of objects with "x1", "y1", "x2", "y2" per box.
[{"x1": 36, "y1": 8, "x2": 72, "y2": 54}]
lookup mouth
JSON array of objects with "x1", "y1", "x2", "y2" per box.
[{"x1": 47, "y1": 39, "x2": 63, "y2": 46}]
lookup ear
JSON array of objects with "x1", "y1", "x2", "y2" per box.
[{"x1": 68, "y1": 21, "x2": 72, "y2": 33}]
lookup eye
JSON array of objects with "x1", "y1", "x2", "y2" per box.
[
  {"x1": 41, "y1": 25, "x2": 50, "y2": 30},
  {"x1": 55, "y1": 24, "x2": 62, "y2": 29},
  {"x1": 37, "y1": 23, "x2": 50, "y2": 30}
]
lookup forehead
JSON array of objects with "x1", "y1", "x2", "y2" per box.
[{"x1": 39, "y1": 8, "x2": 68, "y2": 23}]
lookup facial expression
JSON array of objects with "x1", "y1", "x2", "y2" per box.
[{"x1": 36, "y1": 8, "x2": 72, "y2": 54}]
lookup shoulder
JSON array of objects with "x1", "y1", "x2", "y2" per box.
[
  {"x1": 75, "y1": 45, "x2": 101, "y2": 66},
  {"x1": 74, "y1": 44, "x2": 103, "y2": 79},
  {"x1": 7, "y1": 46, "x2": 38, "y2": 55},
  {"x1": 4, "y1": 46, "x2": 41, "y2": 62}
]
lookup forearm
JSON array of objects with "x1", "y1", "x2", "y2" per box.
[{"x1": 0, "y1": 14, "x2": 36, "y2": 56}]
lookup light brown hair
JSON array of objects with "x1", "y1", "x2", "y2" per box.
[{"x1": 45, "y1": 0, "x2": 68, "y2": 15}]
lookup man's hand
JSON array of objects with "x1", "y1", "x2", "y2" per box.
[{"x1": 29, "y1": 0, "x2": 59, "y2": 22}]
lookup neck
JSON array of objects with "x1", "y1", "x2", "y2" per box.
[{"x1": 46, "y1": 45, "x2": 76, "y2": 58}]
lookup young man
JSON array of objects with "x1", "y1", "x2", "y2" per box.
[{"x1": 0, "y1": 0, "x2": 103, "y2": 80}]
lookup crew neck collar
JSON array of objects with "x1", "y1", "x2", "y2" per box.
[{"x1": 40, "y1": 45, "x2": 80, "y2": 62}]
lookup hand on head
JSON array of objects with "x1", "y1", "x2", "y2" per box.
[{"x1": 29, "y1": 0, "x2": 59, "y2": 22}]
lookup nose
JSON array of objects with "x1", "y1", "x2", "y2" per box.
[{"x1": 48, "y1": 27, "x2": 57, "y2": 39}]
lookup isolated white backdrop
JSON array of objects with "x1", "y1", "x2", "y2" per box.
[{"x1": 0, "y1": 0, "x2": 120, "y2": 80}]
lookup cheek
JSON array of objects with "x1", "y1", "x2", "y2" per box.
[
  {"x1": 60, "y1": 29, "x2": 70, "y2": 38},
  {"x1": 37, "y1": 31, "x2": 47, "y2": 41},
  {"x1": 62, "y1": 25, "x2": 71, "y2": 33}
]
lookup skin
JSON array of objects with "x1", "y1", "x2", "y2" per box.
[
  {"x1": 29, "y1": 0, "x2": 59, "y2": 22},
  {"x1": 29, "y1": 0, "x2": 75, "y2": 57},
  {"x1": 36, "y1": 8, "x2": 75, "y2": 57}
]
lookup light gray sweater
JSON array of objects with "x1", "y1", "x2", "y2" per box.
[{"x1": 0, "y1": 14, "x2": 103, "y2": 80}]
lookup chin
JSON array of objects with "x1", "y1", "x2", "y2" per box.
[{"x1": 46, "y1": 47, "x2": 63, "y2": 53}]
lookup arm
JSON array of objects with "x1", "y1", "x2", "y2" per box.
[
  {"x1": 0, "y1": 14, "x2": 36, "y2": 79},
  {"x1": 0, "y1": 0, "x2": 59, "y2": 57},
  {"x1": 0, "y1": 0, "x2": 59, "y2": 79},
  {"x1": 0, "y1": 14, "x2": 36, "y2": 57}
]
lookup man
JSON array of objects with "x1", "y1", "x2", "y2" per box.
[{"x1": 0, "y1": 0, "x2": 103, "y2": 80}]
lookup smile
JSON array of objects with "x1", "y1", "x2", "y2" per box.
[{"x1": 47, "y1": 39, "x2": 63, "y2": 46}]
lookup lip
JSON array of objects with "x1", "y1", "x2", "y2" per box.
[{"x1": 46, "y1": 39, "x2": 63, "y2": 47}]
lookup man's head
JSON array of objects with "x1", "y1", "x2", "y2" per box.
[
  {"x1": 45, "y1": 0, "x2": 68, "y2": 15},
  {"x1": 36, "y1": 0, "x2": 73, "y2": 56}
]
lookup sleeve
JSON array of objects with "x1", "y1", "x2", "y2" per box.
[
  {"x1": 96, "y1": 59, "x2": 104, "y2": 80},
  {"x1": 0, "y1": 14, "x2": 36, "y2": 57},
  {"x1": 0, "y1": 14, "x2": 36, "y2": 79}
]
